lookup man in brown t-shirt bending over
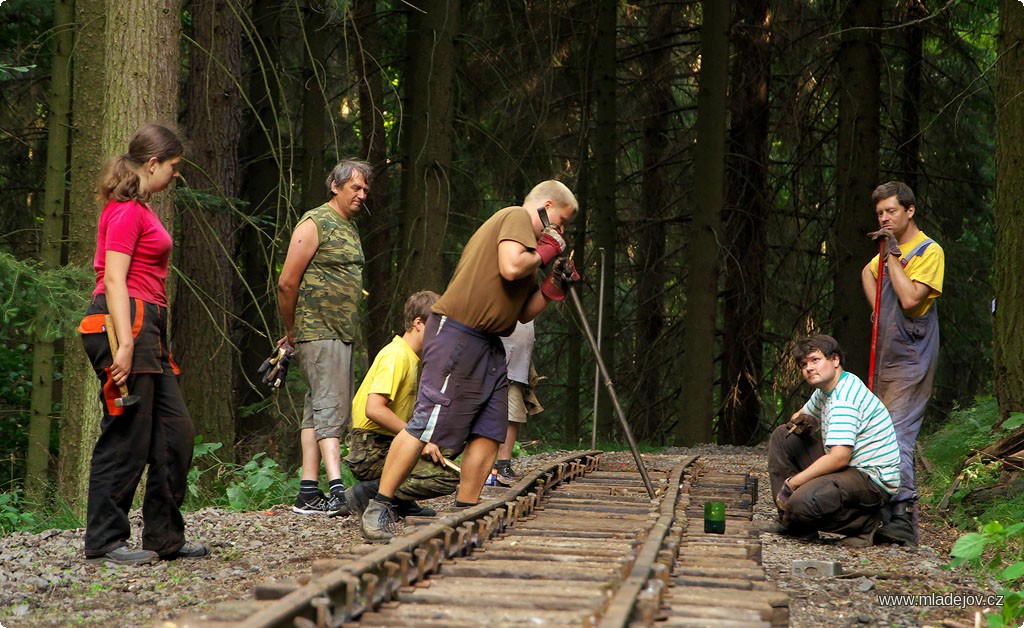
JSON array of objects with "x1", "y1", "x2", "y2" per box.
[{"x1": 360, "y1": 180, "x2": 579, "y2": 542}]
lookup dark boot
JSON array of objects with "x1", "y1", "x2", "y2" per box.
[
  {"x1": 343, "y1": 480, "x2": 378, "y2": 518},
  {"x1": 396, "y1": 500, "x2": 437, "y2": 517},
  {"x1": 876, "y1": 501, "x2": 917, "y2": 546}
]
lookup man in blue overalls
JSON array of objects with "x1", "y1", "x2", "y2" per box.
[{"x1": 861, "y1": 181, "x2": 945, "y2": 546}]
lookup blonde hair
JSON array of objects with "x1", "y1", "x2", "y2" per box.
[
  {"x1": 98, "y1": 124, "x2": 183, "y2": 206},
  {"x1": 522, "y1": 180, "x2": 578, "y2": 215}
]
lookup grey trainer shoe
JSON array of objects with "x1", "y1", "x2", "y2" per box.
[
  {"x1": 161, "y1": 540, "x2": 210, "y2": 560},
  {"x1": 88, "y1": 545, "x2": 159, "y2": 565}
]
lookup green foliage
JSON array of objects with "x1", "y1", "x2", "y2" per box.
[
  {"x1": 0, "y1": 489, "x2": 38, "y2": 534},
  {"x1": 185, "y1": 438, "x2": 301, "y2": 511},
  {"x1": 921, "y1": 397, "x2": 1024, "y2": 525},
  {"x1": 0, "y1": 62, "x2": 34, "y2": 80},
  {"x1": 0, "y1": 252, "x2": 92, "y2": 341},
  {"x1": 0, "y1": 334, "x2": 33, "y2": 487},
  {"x1": 921, "y1": 397, "x2": 1001, "y2": 486},
  {"x1": 0, "y1": 253, "x2": 90, "y2": 487},
  {"x1": 948, "y1": 520, "x2": 1024, "y2": 627},
  {"x1": 1003, "y1": 413, "x2": 1024, "y2": 431}
]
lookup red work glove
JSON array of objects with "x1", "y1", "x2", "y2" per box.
[
  {"x1": 535, "y1": 226, "x2": 566, "y2": 268},
  {"x1": 868, "y1": 228, "x2": 901, "y2": 259},
  {"x1": 540, "y1": 256, "x2": 580, "y2": 301}
]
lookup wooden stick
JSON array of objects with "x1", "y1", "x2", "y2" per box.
[{"x1": 440, "y1": 457, "x2": 461, "y2": 474}]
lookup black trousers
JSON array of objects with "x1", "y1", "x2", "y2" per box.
[
  {"x1": 767, "y1": 425, "x2": 890, "y2": 537},
  {"x1": 81, "y1": 297, "x2": 194, "y2": 557}
]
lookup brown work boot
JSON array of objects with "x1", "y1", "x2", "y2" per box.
[{"x1": 361, "y1": 499, "x2": 402, "y2": 544}]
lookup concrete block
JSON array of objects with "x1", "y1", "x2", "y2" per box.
[{"x1": 791, "y1": 559, "x2": 842, "y2": 578}]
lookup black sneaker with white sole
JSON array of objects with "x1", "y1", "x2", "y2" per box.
[
  {"x1": 494, "y1": 464, "x2": 517, "y2": 486},
  {"x1": 292, "y1": 490, "x2": 340, "y2": 515},
  {"x1": 327, "y1": 489, "x2": 350, "y2": 517}
]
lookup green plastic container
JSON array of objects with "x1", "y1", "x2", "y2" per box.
[{"x1": 704, "y1": 501, "x2": 726, "y2": 534}]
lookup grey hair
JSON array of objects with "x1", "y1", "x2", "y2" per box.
[{"x1": 326, "y1": 159, "x2": 373, "y2": 196}]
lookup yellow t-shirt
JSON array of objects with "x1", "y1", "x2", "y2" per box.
[
  {"x1": 869, "y1": 230, "x2": 944, "y2": 318},
  {"x1": 350, "y1": 336, "x2": 419, "y2": 435}
]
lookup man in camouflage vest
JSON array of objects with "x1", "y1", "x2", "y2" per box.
[{"x1": 277, "y1": 160, "x2": 370, "y2": 515}]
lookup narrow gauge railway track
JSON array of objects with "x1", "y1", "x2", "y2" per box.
[{"x1": 176, "y1": 451, "x2": 787, "y2": 627}]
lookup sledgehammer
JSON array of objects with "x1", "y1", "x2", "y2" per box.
[{"x1": 104, "y1": 315, "x2": 140, "y2": 407}]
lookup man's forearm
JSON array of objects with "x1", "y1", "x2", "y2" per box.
[
  {"x1": 278, "y1": 286, "x2": 298, "y2": 339},
  {"x1": 789, "y1": 448, "x2": 851, "y2": 488}
]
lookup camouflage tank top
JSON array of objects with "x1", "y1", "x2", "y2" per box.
[{"x1": 293, "y1": 203, "x2": 364, "y2": 343}]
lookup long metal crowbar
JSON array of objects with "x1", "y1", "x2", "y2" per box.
[
  {"x1": 537, "y1": 207, "x2": 655, "y2": 498},
  {"x1": 567, "y1": 284, "x2": 656, "y2": 499}
]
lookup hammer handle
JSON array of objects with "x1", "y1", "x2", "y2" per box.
[{"x1": 103, "y1": 315, "x2": 131, "y2": 397}]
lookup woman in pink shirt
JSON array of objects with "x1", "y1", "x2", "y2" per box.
[{"x1": 78, "y1": 124, "x2": 207, "y2": 565}]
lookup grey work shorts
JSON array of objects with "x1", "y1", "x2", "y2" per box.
[
  {"x1": 296, "y1": 338, "x2": 353, "y2": 440},
  {"x1": 405, "y1": 315, "x2": 509, "y2": 450}
]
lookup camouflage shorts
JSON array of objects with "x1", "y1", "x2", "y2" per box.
[{"x1": 343, "y1": 429, "x2": 461, "y2": 501}]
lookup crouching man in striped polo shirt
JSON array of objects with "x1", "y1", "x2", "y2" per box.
[{"x1": 768, "y1": 334, "x2": 900, "y2": 547}]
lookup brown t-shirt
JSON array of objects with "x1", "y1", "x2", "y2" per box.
[{"x1": 434, "y1": 206, "x2": 538, "y2": 334}]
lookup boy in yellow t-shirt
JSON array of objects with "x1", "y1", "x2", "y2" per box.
[{"x1": 341, "y1": 291, "x2": 459, "y2": 518}]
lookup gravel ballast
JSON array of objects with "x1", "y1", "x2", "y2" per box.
[{"x1": 0, "y1": 446, "x2": 994, "y2": 627}]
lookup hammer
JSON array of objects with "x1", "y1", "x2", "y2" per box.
[{"x1": 104, "y1": 315, "x2": 140, "y2": 407}]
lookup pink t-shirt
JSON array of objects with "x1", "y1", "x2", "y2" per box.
[{"x1": 92, "y1": 200, "x2": 173, "y2": 306}]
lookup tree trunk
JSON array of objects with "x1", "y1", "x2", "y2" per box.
[
  {"x1": 59, "y1": 0, "x2": 107, "y2": 519},
  {"x1": 177, "y1": 0, "x2": 244, "y2": 460},
  {"x1": 831, "y1": 0, "x2": 881, "y2": 378},
  {"x1": 27, "y1": 0, "x2": 74, "y2": 503},
  {"x1": 719, "y1": 0, "x2": 771, "y2": 446},
  {"x1": 299, "y1": 1, "x2": 327, "y2": 212},
  {"x1": 60, "y1": 0, "x2": 182, "y2": 517},
  {"x1": 354, "y1": 0, "x2": 397, "y2": 358},
  {"x1": 395, "y1": 0, "x2": 459, "y2": 303},
  {"x1": 236, "y1": 0, "x2": 289, "y2": 449},
  {"x1": 898, "y1": 0, "x2": 926, "y2": 190},
  {"x1": 634, "y1": 0, "x2": 676, "y2": 441},
  {"x1": 102, "y1": 0, "x2": 181, "y2": 217},
  {"x1": 677, "y1": 0, "x2": 728, "y2": 445},
  {"x1": 592, "y1": 0, "x2": 618, "y2": 438},
  {"x1": 994, "y1": 0, "x2": 1024, "y2": 423}
]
